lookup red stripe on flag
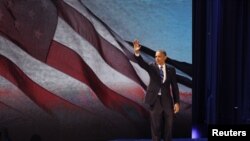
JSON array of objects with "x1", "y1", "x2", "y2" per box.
[
  {"x1": 46, "y1": 41, "x2": 149, "y2": 123},
  {"x1": 0, "y1": 55, "x2": 91, "y2": 116}
]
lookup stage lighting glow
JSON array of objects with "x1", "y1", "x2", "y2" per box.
[{"x1": 192, "y1": 127, "x2": 201, "y2": 139}]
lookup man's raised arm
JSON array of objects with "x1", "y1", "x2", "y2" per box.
[{"x1": 133, "y1": 39, "x2": 151, "y2": 72}]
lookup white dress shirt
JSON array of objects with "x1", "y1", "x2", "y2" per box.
[{"x1": 158, "y1": 64, "x2": 166, "y2": 95}]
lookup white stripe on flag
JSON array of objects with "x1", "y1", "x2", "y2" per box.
[{"x1": 54, "y1": 18, "x2": 145, "y2": 104}]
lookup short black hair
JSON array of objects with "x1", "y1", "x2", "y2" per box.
[{"x1": 156, "y1": 50, "x2": 167, "y2": 56}]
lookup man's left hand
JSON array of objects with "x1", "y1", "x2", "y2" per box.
[{"x1": 174, "y1": 103, "x2": 180, "y2": 114}]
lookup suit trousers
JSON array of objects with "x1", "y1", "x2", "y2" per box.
[{"x1": 149, "y1": 95, "x2": 174, "y2": 141}]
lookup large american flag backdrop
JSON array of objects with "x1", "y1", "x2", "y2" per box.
[{"x1": 0, "y1": 0, "x2": 192, "y2": 140}]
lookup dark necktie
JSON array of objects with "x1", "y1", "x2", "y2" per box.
[{"x1": 159, "y1": 65, "x2": 164, "y2": 83}]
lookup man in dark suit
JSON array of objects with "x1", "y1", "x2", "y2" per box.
[{"x1": 133, "y1": 39, "x2": 180, "y2": 141}]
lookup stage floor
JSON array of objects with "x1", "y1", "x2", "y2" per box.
[{"x1": 112, "y1": 138, "x2": 208, "y2": 141}]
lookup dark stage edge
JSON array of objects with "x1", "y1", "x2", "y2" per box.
[{"x1": 111, "y1": 138, "x2": 208, "y2": 141}]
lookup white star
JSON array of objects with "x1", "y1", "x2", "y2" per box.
[
  {"x1": 34, "y1": 30, "x2": 43, "y2": 39},
  {"x1": 6, "y1": 0, "x2": 13, "y2": 8},
  {"x1": 28, "y1": 10, "x2": 35, "y2": 19},
  {"x1": 14, "y1": 21, "x2": 21, "y2": 29},
  {"x1": 41, "y1": 0, "x2": 49, "y2": 9}
]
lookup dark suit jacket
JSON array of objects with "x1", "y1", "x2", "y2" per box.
[{"x1": 135, "y1": 55, "x2": 180, "y2": 108}]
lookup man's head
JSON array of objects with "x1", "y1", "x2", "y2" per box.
[{"x1": 155, "y1": 50, "x2": 167, "y2": 65}]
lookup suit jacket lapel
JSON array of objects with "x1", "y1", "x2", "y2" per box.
[{"x1": 165, "y1": 64, "x2": 169, "y2": 82}]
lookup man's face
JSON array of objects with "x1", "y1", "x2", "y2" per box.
[{"x1": 155, "y1": 51, "x2": 167, "y2": 65}]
